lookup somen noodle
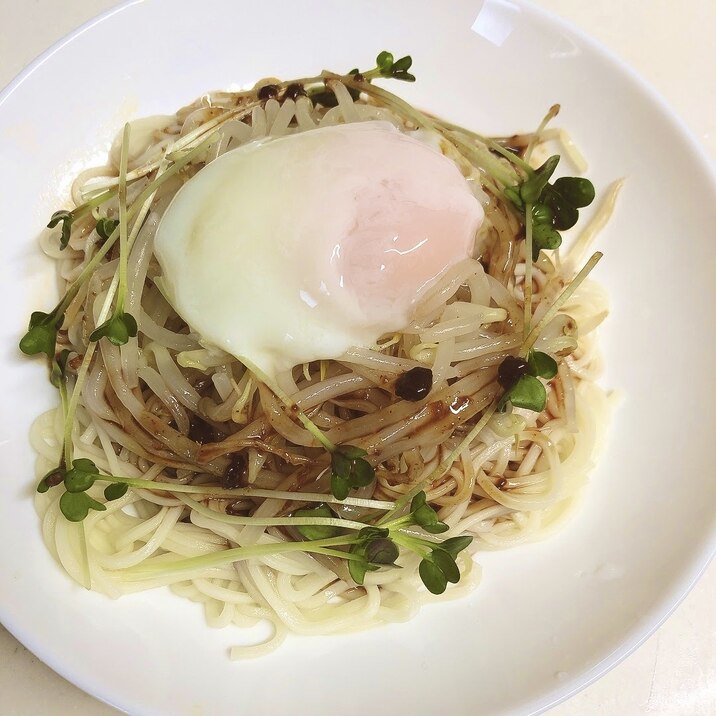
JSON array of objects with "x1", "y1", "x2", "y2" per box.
[{"x1": 23, "y1": 53, "x2": 618, "y2": 658}]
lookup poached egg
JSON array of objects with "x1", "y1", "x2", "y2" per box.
[{"x1": 154, "y1": 120, "x2": 484, "y2": 379}]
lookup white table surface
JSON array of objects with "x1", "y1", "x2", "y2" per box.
[{"x1": 0, "y1": 1, "x2": 714, "y2": 714}]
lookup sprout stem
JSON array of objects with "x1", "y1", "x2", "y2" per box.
[
  {"x1": 520, "y1": 251, "x2": 603, "y2": 356},
  {"x1": 91, "y1": 473, "x2": 395, "y2": 509},
  {"x1": 119, "y1": 534, "x2": 360, "y2": 580},
  {"x1": 115, "y1": 124, "x2": 130, "y2": 314},
  {"x1": 180, "y1": 494, "x2": 368, "y2": 531},
  {"x1": 524, "y1": 201, "x2": 534, "y2": 337}
]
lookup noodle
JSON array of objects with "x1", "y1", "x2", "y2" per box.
[{"x1": 27, "y1": 69, "x2": 613, "y2": 658}]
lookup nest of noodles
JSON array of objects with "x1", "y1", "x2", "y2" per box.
[{"x1": 32, "y1": 76, "x2": 611, "y2": 655}]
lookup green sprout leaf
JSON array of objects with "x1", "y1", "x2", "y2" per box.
[
  {"x1": 413, "y1": 504, "x2": 437, "y2": 526},
  {"x1": 347, "y1": 540, "x2": 380, "y2": 585},
  {"x1": 439, "y1": 535, "x2": 474, "y2": 559},
  {"x1": 89, "y1": 311, "x2": 138, "y2": 346},
  {"x1": 419, "y1": 539, "x2": 471, "y2": 593},
  {"x1": 293, "y1": 503, "x2": 341, "y2": 540},
  {"x1": 365, "y1": 537, "x2": 399, "y2": 565},
  {"x1": 506, "y1": 374, "x2": 547, "y2": 412},
  {"x1": 63, "y1": 458, "x2": 99, "y2": 493},
  {"x1": 331, "y1": 450, "x2": 350, "y2": 478},
  {"x1": 348, "y1": 554, "x2": 373, "y2": 586},
  {"x1": 505, "y1": 149, "x2": 595, "y2": 263},
  {"x1": 391, "y1": 55, "x2": 413, "y2": 72},
  {"x1": 541, "y1": 185, "x2": 579, "y2": 231},
  {"x1": 409, "y1": 491, "x2": 449, "y2": 533},
  {"x1": 358, "y1": 526, "x2": 390, "y2": 540},
  {"x1": 392, "y1": 70, "x2": 416, "y2": 82},
  {"x1": 19, "y1": 311, "x2": 63, "y2": 358},
  {"x1": 50, "y1": 349, "x2": 71, "y2": 388},
  {"x1": 527, "y1": 350, "x2": 558, "y2": 380},
  {"x1": 104, "y1": 482, "x2": 129, "y2": 501},
  {"x1": 348, "y1": 557, "x2": 367, "y2": 585},
  {"x1": 47, "y1": 209, "x2": 73, "y2": 250},
  {"x1": 520, "y1": 155, "x2": 560, "y2": 204},
  {"x1": 95, "y1": 217, "x2": 119, "y2": 241},
  {"x1": 350, "y1": 459, "x2": 374, "y2": 487},
  {"x1": 37, "y1": 467, "x2": 65, "y2": 494},
  {"x1": 59, "y1": 491, "x2": 106, "y2": 522},
  {"x1": 422, "y1": 521, "x2": 450, "y2": 535},
  {"x1": 419, "y1": 558, "x2": 448, "y2": 594},
  {"x1": 432, "y1": 549, "x2": 460, "y2": 584},
  {"x1": 369, "y1": 50, "x2": 416, "y2": 82},
  {"x1": 347, "y1": 528, "x2": 400, "y2": 585},
  {"x1": 552, "y1": 177, "x2": 595, "y2": 208},
  {"x1": 330, "y1": 445, "x2": 375, "y2": 500},
  {"x1": 376, "y1": 50, "x2": 394, "y2": 72},
  {"x1": 531, "y1": 202, "x2": 553, "y2": 225},
  {"x1": 330, "y1": 473, "x2": 350, "y2": 501},
  {"x1": 339, "y1": 445, "x2": 367, "y2": 460},
  {"x1": 410, "y1": 491, "x2": 427, "y2": 511},
  {"x1": 532, "y1": 222, "x2": 562, "y2": 260}
]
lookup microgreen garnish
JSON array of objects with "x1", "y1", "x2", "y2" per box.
[
  {"x1": 87, "y1": 125, "x2": 138, "y2": 348},
  {"x1": 527, "y1": 350, "x2": 558, "y2": 380},
  {"x1": 427, "y1": 548, "x2": 462, "y2": 589},
  {"x1": 63, "y1": 457, "x2": 98, "y2": 493},
  {"x1": 45, "y1": 185, "x2": 117, "y2": 251},
  {"x1": 388, "y1": 502, "x2": 474, "y2": 595},
  {"x1": 439, "y1": 536, "x2": 475, "y2": 559},
  {"x1": 104, "y1": 482, "x2": 129, "y2": 500},
  {"x1": 47, "y1": 210, "x2": 74, "y2": 250},
  {"x1": 505, "y1": 155, "x2": 559, "y2": 206},
  {"x1": 550, "y1": 177, "x2": 596, "y2": 221},
  {"x1": 409, "y1": 491, "x2": 449, "y2": 534},
  {"x1": 368, "y1": 50, "x2": 416, "y2": 82},
  {"x1": 36, "y1": 466, "x2": 65, "y2": 493},
  {"x1": 347, "y1": 526, "x2": 400, "y2": 585},
  {"x1": 345, "y1": 50, "x2": 416, "y2": 83},
  {"x1": 35, "y1": 456, "x2": 129, "y2": 521},
  {"x1": 293, "y1": 503, "x2": 342, "y2": 540},
  {"x1": 49, "y1": 349, "x2": 71, "y2": 388},
  {"x1": 19, "y1": 310, "x2": 64, "y2": 358},
  {"x1": 505, "y1": 154, "x2": 595, "y2": 260},
  {"x1": 95, "y1": 217, "x2": 119, "y2": 241},
  {"x1": 499, "y1": 374, "x2": 546, "y2": 412},
  {"x1": 497, "y1": 350, "x2": 558, "y2": 412},
  {"x1": 365, "y1": 536, "x2": 400, "y2": 564},
  {"x1": 59, "y1": 491, "x2": 105, "y2": 522},
  {"x1": 342, "y1": 490, "x2": 472, "y2": 593},
  {"x1": 307, "y1": 50, "x2": 414, "y2": 108},
  {"x1": 330, "y1": 445, "x2": 375, "y2": 500},
  {"x1": 89, "y1": 311, "x2": 138, "y2": 345}
]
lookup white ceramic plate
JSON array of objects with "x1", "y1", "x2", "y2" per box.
[{"x1": 1, "y1": 1, "x2": 715, "y2": 714}]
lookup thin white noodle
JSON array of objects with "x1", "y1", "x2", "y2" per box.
[{"x1": 31, "y1": 85, "x2": 612, "y2": 659}]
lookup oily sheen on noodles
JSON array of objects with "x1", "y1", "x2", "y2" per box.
[{"x1": 27, "y1": 56, "x2": 616, "y2": 659}]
